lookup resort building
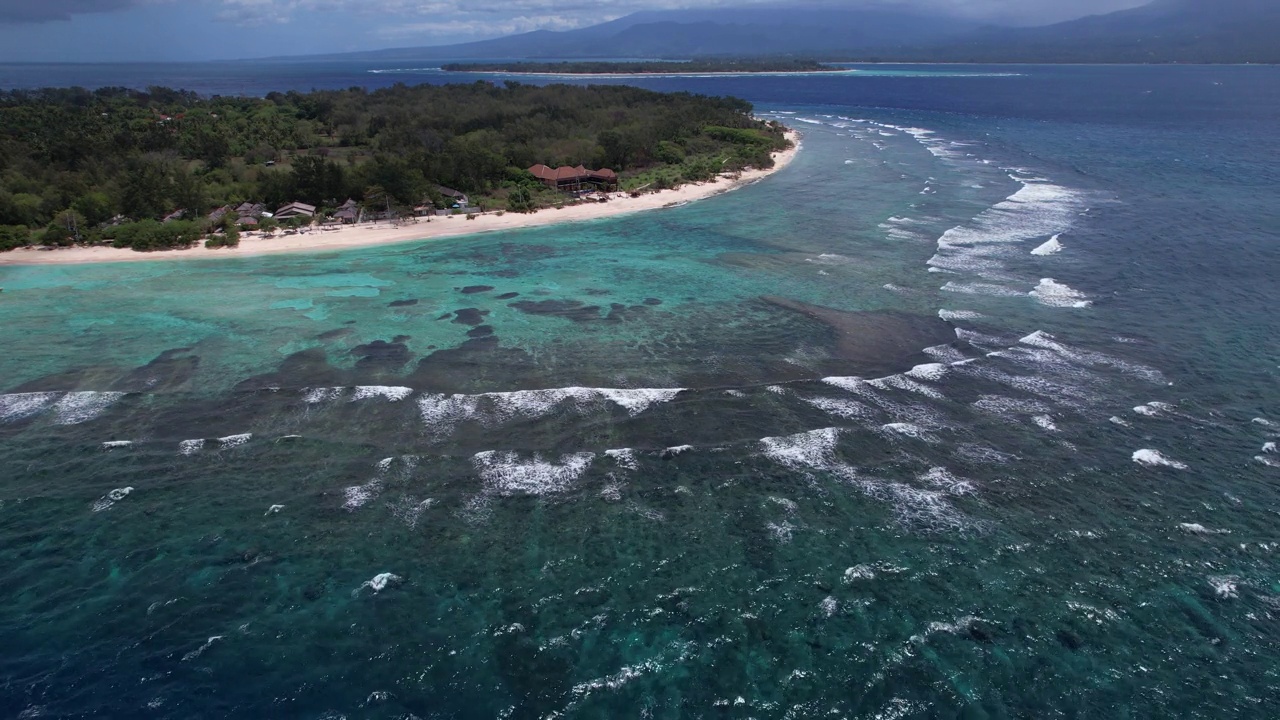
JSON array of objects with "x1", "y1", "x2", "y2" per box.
[
  {"x1": 437, "y1": 186, "x2": 469, "y2": 208},
  {"x1": 333, "y1": 199, "x2": 360, "y2": 224},
  {"x1": 527, "y1": 164, "x2": 619, "y2": 192},
  {"x1": 274, "y1": 202, "x2": 317, "y2": 221}
]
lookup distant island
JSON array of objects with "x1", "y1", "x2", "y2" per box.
[
  {"x1": 0, "y1": 83, "x2": 791, "y2": 255},
  {"x1": 441, "y1": 59, "x2": 841, "y2": 75}
]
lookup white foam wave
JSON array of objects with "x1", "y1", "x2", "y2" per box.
[
  {"x1": 920, "y1": 467, "x2": 975, "y2": 495},
  {"x1": 352, "y1": 386, "x2": 413, "y2": 402},
  {"x1": 1254, "y1": 417, "x2": 1274, "y2": 427},
  {"x1": 869, "y1": 374, "x2": 945, "y2": 400},
  {"x1": 52, "y1": 392, "x2": 125, "y2": 425},
  {"x1": 760, "y1": 428, "x2": 841, "y2": 471},
  {"x1": 822, "y1": 376, "x2": 868, "y2": 393},
  {"x1": 1209, "y1": 576, "x2": 1239, "y2": 600},
  {"x1": 0, "y1": 392, "x2": 61, "y2": 423},
  {"x1": 922, "y1": 344, "x2": 969, "y2": 365},
  {"x1": 938, "y1": 309, "x2": 983, "y2": 321},
  {"x1": 1032, "y1": 415, "x2": 1058, "y2": 431},
  {"x1": 1263, "y1": 442, "x2": 1276, "y2": 454},
  {"x1": 1133, "y1": 449, "x2": 1188, "y2": 469},
  {"x1": 1180, "y1": 522, "x2": 1228, "y2": 535},
  {"x1": 1030, "y1": 278, "x2": 1091, "y2": 308},
  {"x1": 92, "y1": 486, "x2": 133, "y2": 512},
  {"x1": 218, "y1": 433, "x2": 252, "y2": 449},
  {"x1": 604, "y1": 448, "x2": 638, "y2": 470},
  {"x1": 1256, "y1": 455, "x2": 1280, "y2": 468},
  {"x1": 820, "y1": 596, "x2": 838, "y2": 616},
  {"x1": 473, "y1": 451, "x2": 595, "y2": 496},
  {"x1": 1031, "y1": 234, "x2": 1064, "y2": 255},
  {"x1": 181, "y1": 635, "x2": 223, "y2": 662},
  {"x1": 1133, "y1": 401, "x2": 1174, "y2": 417},
  {"x1": 880, "y1": 423, "x2": 935, "y2": 441},
  {"x1": 101, "y1": 440, "x2": 133, "y2": 449},
  {"x1": 905, "y1": 363, "x2": 947, "y2": 382},
  {"x1": 942, "y1": 281, "x2": 1023, "y2": 297},
  {"x1": 265, "y1": 504, "x2": 284, "y2": 515},
  {"x1": 418, "y1": 386, "x2": 682, "y2": 437},
  {"x1": 355, "y1": 572, "x2": 401, "y2": 595},
  {"x1": 179, "y1": 439, "x2": 205, "y2": 455},
  {"x1": 801, "y1": 396, "x2": 873, "y2": 420}
]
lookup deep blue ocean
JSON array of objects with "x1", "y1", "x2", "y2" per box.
[{"x1": 1, "y1": 63, "x2": 1278, "y2": 718}]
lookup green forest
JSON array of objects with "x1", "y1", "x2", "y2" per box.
[
  {"x1": 0, "y1": 82, "x2": 789, "y2": 252},
  {"x1": 442, "y1": 59, "x2": 835, "y2": 74}
]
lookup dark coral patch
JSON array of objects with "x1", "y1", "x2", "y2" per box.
[
  {"x1": 460, "y1": 285, "x2": 495, "y2": 294},
  {"x1": 467, "y1": 325, "x2": 495, "y2": 338},
  {"x1": 643, "y1": 297, "x2": 663, "y2": 306},
  {"x1": 350, "y1": 340, "x2": 411, "y2": 370},
  {"x1": 509, "y1": 299, "x2": 602, "y2": 323},
  {"x1": 388, "y1": 298, "x2": 419, "y2": 307},
  {"x1": 452, "y1": 308, "x2": 490, "y2": 326},
  {"x1": 496, "y1": 292, "x2": 519, "y2": 300},
  {"x1": 318, "y1": 327, "x2": 354, "y2": 340}
]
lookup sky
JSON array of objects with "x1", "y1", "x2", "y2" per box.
[{"x1": 0, "y1": 0, "x2": 1152, "y2": 62}]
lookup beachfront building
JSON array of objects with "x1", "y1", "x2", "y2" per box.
[
  {"x1": 528, "y1": 164, "x2": 619, "y2": 192},
  {"x1": 274, "y1": 202, "x2": 317, "y2": 221},
  {"x1": 333, "y1": 199, "x2": 360, "y2": 224},
  {"x1": 437, "y1": 186, "x2": 469, "y2": 208}
]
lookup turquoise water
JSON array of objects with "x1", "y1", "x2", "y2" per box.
[{"x1": 3, "y1": 68, "x2": 1280, "y2": 718}]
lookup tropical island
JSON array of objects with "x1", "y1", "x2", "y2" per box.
[
  {"x1": 0, "y1": 82, "x2": 793, "y2": 258},
  {"x1": 440, "y1": 59, "x2": 840, "y2": 74}
]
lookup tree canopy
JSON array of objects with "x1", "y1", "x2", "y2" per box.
[{"x1": 0, "y1": 81, "x2": 789, "y2": 251}]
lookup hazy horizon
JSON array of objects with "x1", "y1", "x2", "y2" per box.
[{"x1": 0, "y1": 0, "x2": 1153, "y2": 63}]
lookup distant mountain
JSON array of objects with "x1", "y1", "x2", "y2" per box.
[
  {"x1": 284, "y1": 0, "x2": 1280, "y2": 65},
  {"x1": 303, "y1": 7, "x2": 979, "y2": 63},
  {"x1": 920, "y1": 0, "x2": 1280, "y2": 63}
]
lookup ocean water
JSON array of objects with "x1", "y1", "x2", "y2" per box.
[{"x1": 2, "y1": 65, "x2": 1280, "y2": 718}]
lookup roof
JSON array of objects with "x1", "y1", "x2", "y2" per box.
[
  {"x1": 276, "y1": 202, "x2": 317, "y2": 214},
  {"x1": 437, "y1": 186, "x2": 467, "y2": 199},
  {"x1": 528, "y1": 164, "x2": 555, "y2": 181}
]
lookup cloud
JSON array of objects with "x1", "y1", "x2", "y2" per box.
[{"x1": 0, "y1": 0, "x2": 144, "y2": 23}]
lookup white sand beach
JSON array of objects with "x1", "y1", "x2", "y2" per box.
[{"x1": 0, "y1": 131, "x2": 799, "y2": 267}]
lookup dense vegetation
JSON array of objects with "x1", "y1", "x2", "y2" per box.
[
  {"x1": 441, "y1": 59, "x2": 835, "y2": 74},
  {"x1": 0, "y1": 82, "x2": 789, "y2": 252}
]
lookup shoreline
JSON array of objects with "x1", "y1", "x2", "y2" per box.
[{"x1": 0, "y1": 130, "x2": 799, "y2": 267}]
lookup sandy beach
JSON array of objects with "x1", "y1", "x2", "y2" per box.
[{"x1": 0, "y1": 131, "x2": 799, "y2": 267}]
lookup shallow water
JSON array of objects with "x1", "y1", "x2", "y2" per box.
[{"x1": 2, "y1": 66, "x2": 1279, "y2": 718}]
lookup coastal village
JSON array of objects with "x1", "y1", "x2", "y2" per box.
[{"x1": 183, "y1": 162, "x2": 623, "y2": 243}]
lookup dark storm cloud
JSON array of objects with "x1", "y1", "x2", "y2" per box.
[{"x1": 0, "y1": 0, "x2": 144, "y2": 23}]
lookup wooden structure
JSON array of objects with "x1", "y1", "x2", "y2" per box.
[{"x1": 528, "y1": 164, "x2": 618, "y2": 192}]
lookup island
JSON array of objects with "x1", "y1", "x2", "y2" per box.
[
  {"x1": 440, "y1": 59, "x2": 842, "y2": 75},
  {"x1": 0, "y1": 82, "x2": 794, "y2": 261}
]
